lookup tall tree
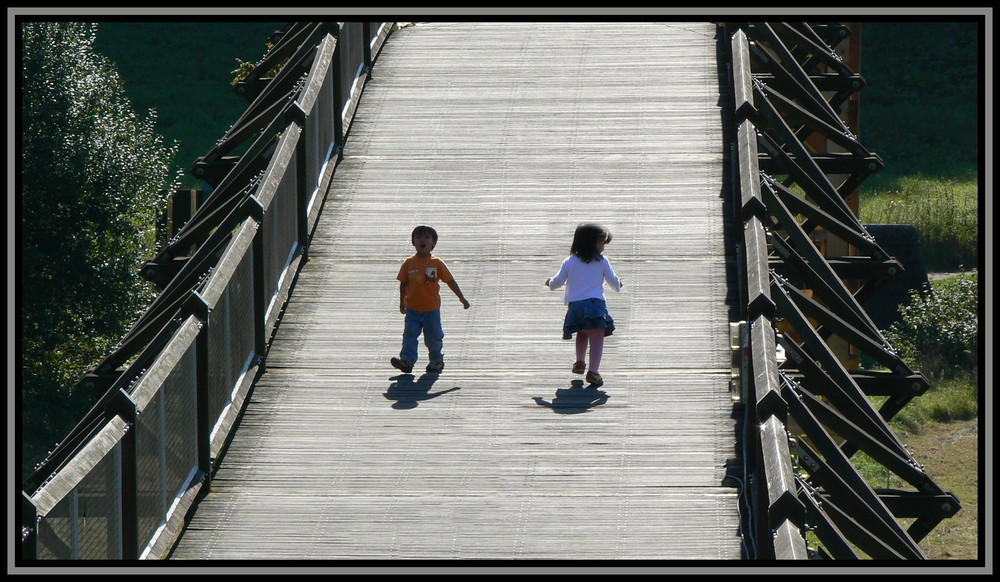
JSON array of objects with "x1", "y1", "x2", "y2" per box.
[{"x1": 20, "y1": 22, "x2": 179, "y2": 476}]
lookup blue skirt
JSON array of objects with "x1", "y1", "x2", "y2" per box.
[{"x1": 562, "y1": 298, "x2": 615, "y2": 340}]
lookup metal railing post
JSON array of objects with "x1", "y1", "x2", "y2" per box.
[
  {"x1": 247, "y1": 197, "x2": 268, "y2": 364},
  {"x1": 363, "y1": 22, "x2": 373, "y2": 74},
  {"x1": 186, "y1": 291, "x2": 213, "y2": 495},
  {"x1": 331, "y1": 23, "x2": 345, "y2": 158},
  {"x1": 109, "y1": 390, "x2": 139, "y2": 560}
]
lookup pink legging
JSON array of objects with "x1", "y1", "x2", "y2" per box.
[{"x1": 575, "y1": 329, "x2": 605, "y2": 373}]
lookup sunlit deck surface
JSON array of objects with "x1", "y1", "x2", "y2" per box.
[{"x1": 170, "y1": 21, "x2": 741, "y2": 560}]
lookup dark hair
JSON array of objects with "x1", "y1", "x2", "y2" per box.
[
  {"x1": 411, "y1": 225, "x2": 438, "y2": 245},
  {"x1": 571, "y1": 223, "x2": 611, "y2": 263}
]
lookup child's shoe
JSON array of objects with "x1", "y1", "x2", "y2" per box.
[
  {"x1": 586, "y1": 371, "x2": 604, "y2": 387},
  {"x1": 572, "y1": 361, "x2": 586, "y2": 374},
  {"x1": 391, "y1": 357, "x2": 414, "y2": 374},
  {"x1": 426, "y1": 361, "x2": 444, "y2": 373}
]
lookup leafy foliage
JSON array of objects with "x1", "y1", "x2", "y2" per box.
[
  {"x1": 20, "y1": 22, "x2": 179, "y2": 473},
  {"x1": 229, "y1": 41, "x2": 279, "y2": 88},
  {"x1": 886, "y1": 273, "x2": 979, "y2": 380}
]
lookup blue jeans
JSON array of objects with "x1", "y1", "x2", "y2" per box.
[{"x1": 400, "y1": 308, "x2": 444, "y2": 364}]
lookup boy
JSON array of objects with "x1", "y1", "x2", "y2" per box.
[{"x1": 391, "y1": 225, "x2": 470, "y2": 374}]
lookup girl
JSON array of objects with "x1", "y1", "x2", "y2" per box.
[{"x1": 545, "y1": 224, "x2": 623, "y2": 387}]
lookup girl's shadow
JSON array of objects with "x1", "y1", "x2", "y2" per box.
[
  {"x1": 385, "y1": 372, "x2": 460, "y2": 409},
  {"x1": 533, "y1": 380, "x2": 609, "y2": 414}
]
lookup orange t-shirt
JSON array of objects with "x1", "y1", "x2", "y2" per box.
[{"x1": 397, "y1": 255, "x2": 453, "y2": 311}]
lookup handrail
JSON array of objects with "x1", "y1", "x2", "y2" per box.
[
  {"x1": 724, "y1": 22, "x2": 960, "y2": 559},
  {"x1": 20, "y1": 21, "x2": 394, "y2": 560}
]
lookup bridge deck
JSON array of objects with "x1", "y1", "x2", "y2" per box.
[{"x1": 170, "y1": 22, "x2": 741, "y2": 560}]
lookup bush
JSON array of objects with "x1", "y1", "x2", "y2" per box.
[{"x1": 886, "y1": 273, "x2": 978, "y2": 379}]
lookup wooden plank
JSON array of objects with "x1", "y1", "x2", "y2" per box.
[{"x1": 170, "y1": 22, "x2": 741, "y2": 561}]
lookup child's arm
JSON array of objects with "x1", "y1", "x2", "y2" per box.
[
  {"x1": 546, "y1": 259, "x2": 569, "y2": 290},
  {"x1": 446, "y1": 279, "x2": 470, "y2": 309},
  {"x1": 399, "y1": 281, "x2": 407, "y2": 313},
  {"x1": 603, "y1": 256, "x2": 623, "y2": 291}
]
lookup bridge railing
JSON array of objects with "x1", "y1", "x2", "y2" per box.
[
  {"x1": 20, "y1": 22, "x2": 394, "y2": 560},
  {"x1": 724, "y1": 22, "x2": 960, "y2": 559}
]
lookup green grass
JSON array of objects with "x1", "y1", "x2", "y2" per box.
[
  {"x1": 92, "y1": 21, "x2": 284, "y2": 188},
  {"x1": 897, "y1": 374, "x2": 978, "y2": 426},
  {"x1": 857, "y1": 21, "x2": 980, "y2": 272},
  {"x1": 859, "y1": 22, "x2": 979, "y2": 181},
  {"x1": 848, "y1": 416, "x2": 979, "y2": 560},
  {"x1": 866, "y1": 374, "x2": 978, "y2": 440},
  {"x1": 859, "y1": 177, "x2": 978, "y2": 271}
]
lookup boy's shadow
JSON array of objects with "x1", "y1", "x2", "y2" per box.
[
  {"x1": 385, "y1": 372, "x2": 460, "y2": 410},
  {"x1": 534, "y1": 380, "x2": 609, "y2": 414}
]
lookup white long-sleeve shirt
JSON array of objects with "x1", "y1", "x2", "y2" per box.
[{"x1": 547, "y1": 254, "x2": 622, "y2": 303}]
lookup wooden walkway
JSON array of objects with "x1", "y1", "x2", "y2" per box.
[{"x1": 170, "y1": 22, "x2": 741, "y2": 561}]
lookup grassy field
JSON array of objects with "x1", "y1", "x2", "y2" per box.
[
  {"x1": 93, "y1": 21, "x2": 285, "y2": 188},
  {"x1": 851, "y1": 416, "x2": 979, "y2": 560},
  {"x1": 903, "y1": 419, "x2": 980, "y2": 560},
  {"x1": 858, "y1": 21, "x2": 980, "y2": 272},
  {"x1": 858, "y1": 22, "x2": 978, "y2": 183}
]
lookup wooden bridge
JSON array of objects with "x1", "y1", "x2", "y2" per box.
[
  {"x1": 169, "y1": 21, "x2": 740, "y2": 560},
  {"x1": 20, "y1": 21, "x2": 962, "y2": 565}
]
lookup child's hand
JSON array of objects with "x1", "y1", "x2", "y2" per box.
[
  {"x1": 460, "y1": 297, "x2": 470, "y2": 309},
  {"x1": 544, "y1": 278, "x2": 551, "y2": 287}
]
